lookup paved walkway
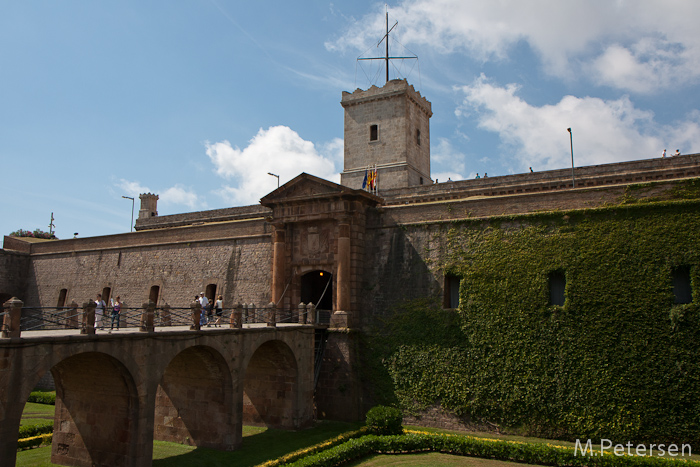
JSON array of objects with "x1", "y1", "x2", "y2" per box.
[{"x1": 9, "y1": 322, "x2": 306, "y2": 340}]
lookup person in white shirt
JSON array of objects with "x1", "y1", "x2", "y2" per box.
[{"x1": 94, "y1": 294, "x2": 106, "y2": 330}]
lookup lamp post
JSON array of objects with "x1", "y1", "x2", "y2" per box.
[
  {"x1": 567, "y1": 128, "x2": 575, "y2": 188},
  {"x1": 268, "y1": 172, "x2": 280, "y2": 188},
  {"x1": 122, "y1": 196, "x2": 134, "y2": 232}
]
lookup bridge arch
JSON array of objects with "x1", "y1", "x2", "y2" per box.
[
  {"x1": 242, "y1": 339, "x2": 299, "y2": 429},
  {"x1": 155, "y1": 345, "x2": 235, "y2": 450},
  {"x1": 50, "y1": 351, "x2": 140, "y2": 466}
]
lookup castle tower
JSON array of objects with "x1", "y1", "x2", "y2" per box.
[
  {"x1": 340, "y1": 79, "x2": 432, "y2": 190},
  {"x1": 138, "y1": 193, "x2": 159, "y2": 219}
]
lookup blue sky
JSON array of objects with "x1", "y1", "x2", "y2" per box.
[{"x1": 2, "y1": 1, "x2": 700, "y2": 239}]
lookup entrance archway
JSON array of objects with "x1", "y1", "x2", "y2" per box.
[{"x1": 300, "y1": 270, "x2": 332, "y2": 310}]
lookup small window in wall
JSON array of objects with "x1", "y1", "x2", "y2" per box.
[
  {"x1": 102, "y1": 287, "x2": 112, "y2": 306},
  {"x1": 149, "y1": 285, "x2": 160, "y2": 305},
  {"x1": 420, "y1": 177, "x2": 424, "y2": 185},
  {"x1": 56, "y1": 289, "x2": 68, "y2": 308},
  {"x1": 549, "y1": 270, "x2": 566, "y2": 306},
  {"x1": 370, "y1": 124, "x2": 378, "y2": 141},
  {"x1": 444, "y1": 274, "x2": 461, "y2": 309},
  {"x1": 672, "y1": 266, "x2": 692, "y2": 304},
  {"x1": 416, "y1": 128, "x2": 421, "y2": 146},
  {"x1": 205, "y1": 283, "x2": 217, "y2": 303}
]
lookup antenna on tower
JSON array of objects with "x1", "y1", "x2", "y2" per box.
[{"x1": 357, "y1": 7, "x2": 417, "y2": 84}]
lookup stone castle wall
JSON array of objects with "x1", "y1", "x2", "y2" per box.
[
  {"x1": 17, "y1": 219, "x2": 272, "y2": 310},
  {"x1": 358, "y1": 175, "x2": 699, "y2": 326},
  {"x1": 0, "y1": 248, "x2": 30, "y2": 303}
]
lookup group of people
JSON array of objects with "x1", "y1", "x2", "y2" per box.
[
  {"x1": 94, "y1": 294, "x2": 122, "y2": 332},
  {"x1": 92, "y1": 292, "x2": 224, "y2": 331},
  {"x1": 197, "y1": 292, "x2": 223, "y2": 327},
  {"x1": 662, "y1": 149, "x2": 682, "y2": 157}
]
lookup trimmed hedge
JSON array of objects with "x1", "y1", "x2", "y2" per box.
[
  {"x1": 27, "y1": 391, "x2": 55, "y2": 405},
  {"x1": 365, "y1": 406, "x2": 403, "y2": 436},
  {"x1": 258, "y1": 428, "x2": 368, "y2": 467},
  {"x1": 17, "y1": 433, "x2": 52, "y2": 451},
  {"x1": 286, "y1": 432, "x2": 700, "y2": 467},
  {"x1": 18, "y1": 421, "x2": 53, "y2": 439}
]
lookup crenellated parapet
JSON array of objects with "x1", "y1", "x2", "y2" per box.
[{"x1": 341, "y1": 78, "x2": 432, "y2": 117}]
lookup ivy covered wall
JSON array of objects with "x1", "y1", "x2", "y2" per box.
[{"x1": 363, "y1": 198, "x2": 700, "y2": 447}]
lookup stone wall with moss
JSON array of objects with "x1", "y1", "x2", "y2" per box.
[{"x1": 360, "y1": 187, "x2": 700, "y2": 447}]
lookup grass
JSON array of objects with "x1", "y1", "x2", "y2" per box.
[
  {"x1": 15, "y1": 402, "x2": 699, "y2": 466},
  {"x1": 16, "y1": 421, "x2": 362, "y2": 467},
  {"x1": 20, "y1": 403, "x2": 54, "y2": 427}
]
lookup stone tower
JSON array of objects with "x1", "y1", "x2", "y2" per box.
[
  {"x1": 340, "y1": 79, "x2": 432, "y2": 190},
  {"x1": 138, "y1": 193, "x2": 159, "y2": 219}
]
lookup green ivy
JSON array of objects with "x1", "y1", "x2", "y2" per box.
[{"x1": 364, "y1": 200, "x2": 700, "y2": 448}]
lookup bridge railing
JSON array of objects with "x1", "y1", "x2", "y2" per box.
[{"x1": 1, "y1": 297, "x2": 330, "y2": 337}]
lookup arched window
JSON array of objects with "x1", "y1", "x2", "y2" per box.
[
  {"x1": 672, "y1": 266, "x2": 692, "y2": 304},
  {"x1": 549, "y1": 270, "x2": 566, "y2": 306},
  {"x1": 444, "y1": 274, "x2": 461, "y2": 309}
]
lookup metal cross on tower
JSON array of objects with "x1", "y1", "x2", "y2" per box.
[{"x1": 358, "y1": 10, "x2": 417, "y2": 83}]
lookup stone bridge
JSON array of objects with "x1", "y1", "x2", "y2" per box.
[{"x1": 0, "y1": 324, "x2": 315, "y2": 466}]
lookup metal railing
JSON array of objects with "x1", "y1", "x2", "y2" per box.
[{"x1": 1, "y1": 302, "x2": 331, "y2": 334}]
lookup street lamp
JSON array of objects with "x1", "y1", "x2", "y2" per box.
[
  {"x1": 122, "y1": 196, "x2": 134, "y2": 232},
  {"x1": 567, "y1": 128, "x2": 575, "y2": 188},
  {"x1": 268, "y1": 172, "x2": 280, "y2": 188}
]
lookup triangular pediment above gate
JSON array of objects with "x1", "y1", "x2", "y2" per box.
[{"x1": 260, "y1": 173, "x2": 381, "y2": 207}]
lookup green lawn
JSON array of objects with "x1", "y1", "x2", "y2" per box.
[
  {"x1": 16, "y1": 404, "x2": 698, "y2": 466},
  {"x1": 16, "y1": 421, "x2": 362, "y2": 467},
  {"x1": 20, "y1": 403, "x2": 54, "y2": 427}
]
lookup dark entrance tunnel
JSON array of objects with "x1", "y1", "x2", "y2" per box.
[{"x1": 300, "y1": 270, "x2": 332, "y2": 310}]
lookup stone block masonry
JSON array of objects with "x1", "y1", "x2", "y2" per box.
[
  {"x1": 0, "y1": 326, "x2": 315, "y2": 466},
  {"x1": 17, "y1": 218, "x2": 272, "y2": 310}
]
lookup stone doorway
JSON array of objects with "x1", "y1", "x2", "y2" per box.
[{"x1": 300, "y1": 270, "x2": 332, "y2": 311}]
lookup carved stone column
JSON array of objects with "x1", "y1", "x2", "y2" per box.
[
  {"x1": 271, "y1": 224, "x2": 286, "y2": 311},
  {"x1": 190, "y1": 300, "x2": 201, "y2": 330},
  {"x1": 140, "y1": 300, "x2": 155, "y2": 332},
  {"x1": 81, "y1": 301, "x2": 96, "y2": 335},
  {"x1": 333, "y1": 220, "x2": 351, "y2": 327},
  {"x1": 161, "y1": 304, "x2": 172, "y2": 326},
  {"x1": 231, "y1": 302, "x2": 243, "y2": 329},
  {"x1": 2, "y1": 297, "x2": 22, "y2": 338},
  {"x1": 266, "y1": 301, "x2": 276, "y2": 327}
]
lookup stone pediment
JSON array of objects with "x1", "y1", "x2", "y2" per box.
[{"x1": 260, "y1": 173, "x2": 380, "y2": 207}]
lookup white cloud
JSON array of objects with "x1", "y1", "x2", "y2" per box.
[
  {"x1": 432, "y1": 137, "x2": 465, "y2": 179},
  {"x1": 115, "y1": 180, "x2": 202, "y2": 210},
  {"x1": 116, "y1": 179, "x2": 151, "y2": 198},
  {"x1": 327, "y1": 0, "x2": 700, "y2": 93},
  {"x1": 432, "y1": 171, "x2": 463, "y2": 183},
  {"x1": 206, "y1": 126, "x2": 341, "y2": 206},
  {"x1": 457, "y1": 75, "x2": 700, "y2": 171},
  {"x1": 160, "y1": 185, "x2": 202, "y2": 209}
]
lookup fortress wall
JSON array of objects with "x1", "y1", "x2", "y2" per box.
[
  {"x1": 0, "y1": 249, "x2": 30, "y2": 302},
  {"x1": 381, "y1": 153, "x2": 700, "y2": 205},
  {"x1": 22, "y1": 220, "x2": 272, "y2": 310},
  {"x1": 358, "y1": 176, "x2": 696, "y2": 327},
  {"x1": 377, "y1": 178, "x2": 690, "y2": 226}
]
